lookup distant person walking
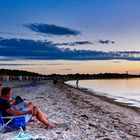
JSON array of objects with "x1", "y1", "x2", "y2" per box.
[
  {"x1": 76, "y1": 80, "x2": 79, "y2": 87},
  {"x1": 53, "y1": 78, "x2": 58, "y2": 85}
]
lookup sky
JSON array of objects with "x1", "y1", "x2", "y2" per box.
[{"x1": 0, "y1": 0, "x2": 140, "y2": 74}]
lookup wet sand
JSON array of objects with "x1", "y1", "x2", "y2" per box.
[{"x1": 1, "y1": 80, "x2": 140, "y2": 140}]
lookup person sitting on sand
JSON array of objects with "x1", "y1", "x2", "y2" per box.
[
  {"x1": 10, "y1": 96, "x2": 27, "y2": 109},
  {"x1": 10, "y1": 95, "x2": 48, "y2": 121},
  {"x1": 0, "y1": 87, "x2": 54, "y2": 129}
]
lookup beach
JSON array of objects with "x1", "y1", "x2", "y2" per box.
[{"x1": 0, "y1": 80, "x2": 140, "y2": 140}]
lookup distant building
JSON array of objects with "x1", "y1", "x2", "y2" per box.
[
  {"x1": 18, "y1": 76, "x2": 23, "y2": 81},
  {"x1": 2, "y1": 76, "x2": 9, "y2": 81}
]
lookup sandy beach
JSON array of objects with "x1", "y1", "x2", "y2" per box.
[{"x1": 0, "y1": 80, "x2": 140, "y2": 140}]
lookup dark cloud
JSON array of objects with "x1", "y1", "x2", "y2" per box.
[
  {"x1": 55, "y1": 40, "x2": 115, "y2": 46},
  {"x1": 0, "y1": 37, "x2": 139, "y2": 61},
  {"x1": 0, "y1": 37, "x2": 60, "y2": 59},
  {"x1": 0, "y1": 64, "x2": 30, "y2": 66},
  {"x1": 25, "y1": 23, "x2": 81, "y2": 36},
  {"x1": 0, "y1": 63, "x2": 60, "y2": 66},
  {"x1": 55, "y1": 41, "x2": 93, "y2": 46},
  {"x1": 98, "y1": 40, "x2": 115, "y2": 44}
]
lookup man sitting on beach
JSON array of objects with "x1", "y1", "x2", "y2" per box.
[{"x1": 0, "y1": 87, "x2": 54, "y2": 129}]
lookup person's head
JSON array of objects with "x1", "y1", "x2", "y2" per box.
[
  {"x1": 9, "y1": 96, "x2": 24, "y2": 105},
  {"x1": 1, "y1": 87, "x2": 12, "y2": 101}
]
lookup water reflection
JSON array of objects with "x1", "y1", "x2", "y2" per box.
[{"x1": 66, "y1": 78, "x2": 140, "y2": 108}]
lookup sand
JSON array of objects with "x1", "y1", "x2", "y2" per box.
[{"x1": 0, "y1": 80, "x2": 140, "y2": 140}]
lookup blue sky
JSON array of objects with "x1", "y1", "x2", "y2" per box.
[{"x1": 0, "y1": 0, "x2": 140, "y2": 74}]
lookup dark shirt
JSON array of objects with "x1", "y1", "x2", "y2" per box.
[{"x1": 0, "y1": 98, "x2": 12, "y2": 117}]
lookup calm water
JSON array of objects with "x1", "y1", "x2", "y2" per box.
[{"x1": 66, "y1": 78, "x2": 140, "y2": 108}]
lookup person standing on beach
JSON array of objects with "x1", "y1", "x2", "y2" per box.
[
  {"x1": 0, "y1": 87, "x2": 55, "y2": 129},
  {"x1": 76, "y1": 80, "x2": 79, "y2": 87}
]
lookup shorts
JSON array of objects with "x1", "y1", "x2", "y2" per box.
[{"x1": 13, "y1": 101, "x2": 27, "y2": 110}]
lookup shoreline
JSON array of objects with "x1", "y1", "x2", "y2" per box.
[
  {"x1": 58, "y1": 82, "x2": 140, "y2": 139},
  {"x1": 64, "y1": 83, "x2": 140, "y2": 113}
]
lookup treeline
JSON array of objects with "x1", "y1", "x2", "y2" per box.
[
  {"x1": 0, "y1": 69, "x2": 45, "y2": 77},
  {"x1": 48, "y1": 73, "x2": 140, "y2": 81},
  {"x1": 0, "y1": 69, "x2": 140, "y2": 81}
]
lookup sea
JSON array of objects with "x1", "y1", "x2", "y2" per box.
[{"x1": 65, "y1": 78, "x2": 140, "y2": 108}]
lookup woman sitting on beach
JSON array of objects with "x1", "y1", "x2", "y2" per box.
[
  {"x1": 0, "y1": 87, "x2": 54, "y2": 129},
  {"x1": 11, "y1": 96, "x2": 48, "y2": 122}
]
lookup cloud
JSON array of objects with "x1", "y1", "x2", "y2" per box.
[
  {"x1": 0, "y1": 37, "x2": 140, "y2": 61},
  {"x1": 0, "y1": 63, "x2": 61, "y2": 66},
  {"x1": 0, "y1": 64, "x2": 30, "y2": 66},
  {"x1": 55, "y1": 40, "x2": 115, "y2": 46},
  {"x1": 25, "y1": 23, "x2": 81, "y2": 36},
  {"x1": 111, "y1": 61, "x2": 122, "y2": 63},
  {"x1": 0, "y1": 32, "x2": 27, "y2": 36},
  {"x1": 45, "y1": 63, "x2": 63, "y2": 65},
  {"x1": 62, "y1": 69, "x2": 72, "y2": 71},
  {"x1": 98, "y1": 40, "x2": 115, "y2": 44},
  {"x1": 55, "y1": 41, "x2": 93, "y2": 46},
  {"x1": 0, "y1": 37, "x2": 60, "y2": 59}
]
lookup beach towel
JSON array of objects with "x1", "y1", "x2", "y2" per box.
[{"x1": 12, "y1": 133, "x2": 33, "y2": 140}]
